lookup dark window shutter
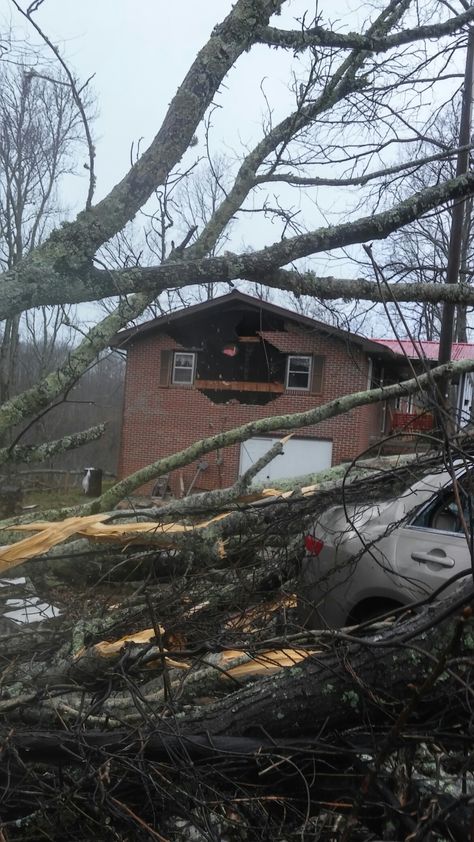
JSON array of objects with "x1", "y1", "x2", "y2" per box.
[
  {"x1": 159, "y1": 350, "x2": 173, "y2": 387},
  {"x1": 310, "y1": 356, "x2": 324, "y2": 394}
]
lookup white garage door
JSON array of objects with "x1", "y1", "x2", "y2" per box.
[{"x1": 239, "y1": 437, "x2": 333, "y2": 485}]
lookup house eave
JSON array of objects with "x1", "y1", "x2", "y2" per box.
[{"x1": 109, "y1": 289, "x2": 397, "y2": 358}]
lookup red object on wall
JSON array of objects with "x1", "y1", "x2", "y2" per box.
[
  {"x1": 222, "y1": 344, "x2": 238, "y2": 357},
  {"x1": 391, "y1": 411, "x2": 434, "y2": 432}
]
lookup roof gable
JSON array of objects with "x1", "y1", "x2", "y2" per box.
[{"x1": 110, "y1": 289, "x2": 391, "y2": 356}]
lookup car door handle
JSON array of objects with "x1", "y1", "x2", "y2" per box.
[{"x1": 411, "y1": 551, "x2": 455, "y2": 568}]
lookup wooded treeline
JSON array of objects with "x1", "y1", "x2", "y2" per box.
[{"x1": 3, "y1": 337, "x2": 124, "y2": 475}]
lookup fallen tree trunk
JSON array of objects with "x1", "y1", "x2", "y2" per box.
[
  {"x1": 1, "y1": 583, "x2": 473, "y2": 840},
  {"x1": 1, "y1": 458, "x2": 473, "y2": 840},
  {"x1": 3, "y1": 577, "x2": 472, "y2": 728},
  {"x1": 178, "y1": 583, "x2": 474, "y2": 736}
]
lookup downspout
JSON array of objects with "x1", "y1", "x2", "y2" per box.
[{"x1": 380, "y1": 365, "x2": 387, "y2": 435}]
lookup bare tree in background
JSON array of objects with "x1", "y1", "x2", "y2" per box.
[
  {"x1": 11, "y1": 339, "x2": 124, "y2": 475},
  {"x1": 370, "y1": 103, "x2": 474, "y2": 341},
  {"x1": 0, "y1": 55, "x2": 90, "y2": 407},
  {"x1": 101, "y1": 155, "x2": 235, "y2": 318}
]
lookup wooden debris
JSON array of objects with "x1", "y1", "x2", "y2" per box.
[
  {"x1": 72, "y1": 626, "x2": 191, "y2": 678},
  {"x1": 74, "y1": 627, "x2": 165, "y2": 659},
  {"x1": 224, "y1": 595, "x2": 297, "y2": 633},
  {"x1": 0, "y1": 513, "x2": 109, "y2": 572},
  {"x1": 221, "y1": 648, "x2": 317, "y2": 679},
  {"x1": 75, "y1": 623, "x2": 316, "y2": 687},
  {"x1": 0, "y1": 511, "x2": 230, "y2": 571}
]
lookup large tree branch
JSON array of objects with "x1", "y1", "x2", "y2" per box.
[
  {"x1": 257, "y1": 269, "x2": 474, "y2": 304},
  {"x1": 186, "y1": 0, "x2": 410, "y2": 260},
  {"x1": 0, "y1": 291, "x2": 153, "y2": 437},
  {"x1": 0, "y1": 423, "x2": 105, "y2": 466},
  {"x1": 256, "y1": 6, "x2": 474, "y2": 52},
  {"x1": 235, "y1": 168, "x2": 474, "y2": 273},
  {"x1": 12, "y1": 0, "x2": 283, "y2": 276},
  {"x1": 4, "y1": 168, "x2": 474, "y2": 319},
  {"x1": 177, "y1": 582, "x2": 474, "y2": 738},
  {"x1": 255, "y1": 144, "x2": 470, "y2": 189}
]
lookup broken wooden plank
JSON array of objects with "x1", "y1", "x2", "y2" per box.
[{"x1": 195, "y1": 379, "x2": 284, "y2": 393}]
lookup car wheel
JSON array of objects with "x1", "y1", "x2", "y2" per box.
[{"x1": 347, "y1": 598, "x2": 404, "y2": 627}]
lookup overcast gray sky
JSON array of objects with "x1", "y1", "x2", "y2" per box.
[
  {"x1": 0, "y1": 1, "x2": 336, "y2": 206},
  {"x1": 0, "y1": 2, "x2": 443, "y2": 247},
  {"x1": 0, "y1": 1, "x2": 465, "y2": 335}
]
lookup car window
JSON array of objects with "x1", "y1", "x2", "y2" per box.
[{"x1": 411, "y1": 473, "x2": 474, "y2": 534}]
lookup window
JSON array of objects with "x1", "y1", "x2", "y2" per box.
[
  {"x1": 286, "y1": 355, "x2": 312, "y2": 390},
  {"x1": 172, "y1": 352, "x2": 195, "y2": 385},
  {"x1": 395, "y1": 394, "x2": 414, "y2": 412},
  {"x1": 411, "y1": 474, "x2": 474, "y2": 534}
]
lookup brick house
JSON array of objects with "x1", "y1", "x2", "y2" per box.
[{"x1": 112, "y1": 290, "x2": 415, "y2": 495}]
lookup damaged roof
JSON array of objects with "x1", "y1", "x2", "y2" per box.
[{"x1": 110, "y1": 289, "x2": 396, "y2": 357}]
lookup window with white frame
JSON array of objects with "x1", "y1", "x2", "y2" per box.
[
  {"x1": 286, "y1": 355, "x2": 312, "y2": 390},
  {"x1": 172, "y1": 352, "x2": 196, "y2": 385}
]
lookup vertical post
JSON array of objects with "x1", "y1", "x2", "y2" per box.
[{"x1": 437, "y1": 29, "x2": 474, "y2": 413}]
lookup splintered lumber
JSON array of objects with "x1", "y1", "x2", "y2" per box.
[
  {"x1": 72, "y1": 622, "x2": 317, "y2": 692},
  {"x1": 74, "y1": 627, "x2": 165, "y2": 659},
  {"x1": 0, "y1": 513, "x2": 109, "y2": 572},
  {"x1": 0, "y1": 511, "x2": 230, "y2": 572},
  {"x1": 217, "y1": 648, "x2": 317, "y2": 679},
  {"x1": 72, "y1": 636, "x2": 190, "y2": 680}
]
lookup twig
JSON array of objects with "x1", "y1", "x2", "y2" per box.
[
  {"x1": 12, "y1": 0, "x2": 96, "y2": 209},
  {"x1": 109, "y1": 797, "x2": 170, "y2": 842},
  {"x1": 145, "y1": 591, "x2": 173, "y2": 706}
]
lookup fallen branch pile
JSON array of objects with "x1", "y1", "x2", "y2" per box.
[{"x1": 0, "y1": 454, "x2": 472, "y2": 840}]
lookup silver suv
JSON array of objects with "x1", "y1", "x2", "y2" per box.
[{"x1": 298, "y1": 466, "x2": 473, "y2": 628}]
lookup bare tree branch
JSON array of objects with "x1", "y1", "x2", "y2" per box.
[
  {"x1": 256, "y1": 6, "x2": 474, "y2": 53},
  {"x1": 0, "y1": 423, "x2": 105, "y2": 465}
]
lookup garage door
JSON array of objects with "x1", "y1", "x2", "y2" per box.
[{"x1": 239, "y1": 437, "x2": 333, "y2": 485}]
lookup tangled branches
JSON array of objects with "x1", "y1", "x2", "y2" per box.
[{"x1": 0, "y1": 453, "x2": 472, "y2": 839}]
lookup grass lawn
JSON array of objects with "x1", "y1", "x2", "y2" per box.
[{"x1": 23, "y1": 480, "x2": 116, "y2": 511}]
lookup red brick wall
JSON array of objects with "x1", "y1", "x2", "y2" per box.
[{"x1": 118, "y1": 330, "x2": 380, "y2": 494}]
